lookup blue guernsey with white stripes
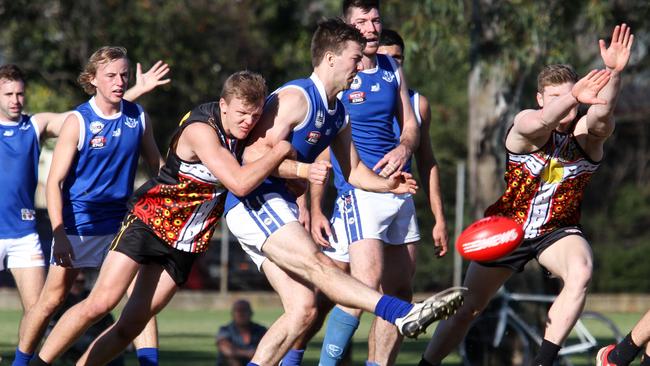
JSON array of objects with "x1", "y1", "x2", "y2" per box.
[
  {"x1": 333, "y1": 54, "x2": 401, "y2": 195},
  {"x1": 392, "y1": 89, "x2": 422, "y2": 173},
  {"x1": 63, "y1": 97, "x2": 145, "y2": 235},
  {"x1": 0, "y1": 114, "x2": 40, "y2": 238},
  {"x1": 224, "y1": 73, "x2": 347, "y2": 212}
]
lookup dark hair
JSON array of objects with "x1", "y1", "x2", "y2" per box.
[
  {"x1": 0, "y1": 64, "x2": 26, "y2": 84},
  {"x1": 537, "y1": 64, "x2": 579, "y2": 93},
  {"x1": 311, "y1": 18, "x2": 366, "y2": 68},
  {"x1": 220, "y1": 70, "x2": 267, "y2": 106},
  {"x1": 343, "y1": 0, "x2": 380, "y2": 19},
  {"x1": 379, "y1": 28, "x2": 404, "y2": 52},
  {"x1": 78, "y1": 46, "x2": 128, "y2": 95}
]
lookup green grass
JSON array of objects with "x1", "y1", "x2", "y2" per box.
[{"x1": 0, "y1": 308, "x2": 642, "y2": 365}]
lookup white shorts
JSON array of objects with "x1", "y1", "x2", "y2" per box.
[
  {"x1": 225, "y1": 193, "x2": 299, "y2": 270},
  {"x1": 50, "y1": 234, "x2": 115, "y2": 268},
  {"x1": 323, "y1": 189, "x2": 420, "y2": 263},
  {"x1": 0, "y1": 233, "x2": 45, "y2": 271}
]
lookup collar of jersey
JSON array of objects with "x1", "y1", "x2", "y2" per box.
[{"x1": 89, "y1": 97, "x2": 123, "y2": 120}]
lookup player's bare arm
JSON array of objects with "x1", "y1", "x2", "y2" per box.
[
  {"x1": 139, "y1": 113, "x2": 164, "y2": 173},
  {"x1": 45, "y1": 113, "x2": 81, "y2": 267},
  {"x1": 309, "y1": 148, "x2": 333, "y2": 247},
  {"x1": 508, "y1": 69, "x2": 611, "y2": 152},
  {"x1": 580, "y1": 23, "x2": 634, "y2": 152},
  {"x1": 373, "y1": 64, "x2": 419, "y2": 175},
  {"x1": 243, "y1": 87, "x2": 330, "y2": 185},
  {"x1": 177, "y1": 122, "x2": 293, "y2": 197},
  {"x1": 331, "y1": 123, "x2": 417, "y2": 195},
  {"x1": 415, "y1": 94, "x2": 448, "y2": 257},
  {"x1": 123, "y1": 60, "x2": 171, "y2": 101}
]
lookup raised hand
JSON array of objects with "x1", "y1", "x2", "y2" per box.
[
  {"x1": 135, "y1": 60, "x2": 171, "y2": 93},
  {"x1": 599, "y1": 23, "x2": 634, "y2": 72},
  {"x1": 388, "y1": 171, "x2": 418, "y2": 195},
  {"x1": 571, "y1": 69, "x2": 611, "y2": 105}
]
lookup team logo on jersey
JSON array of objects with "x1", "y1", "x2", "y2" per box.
[
  {"x1": 306, "y1": 131, "x2": 321, "y2": 145},
  {"x1": 315, "y1": 110, "x2": 325, "y2": 129},
  {"x1": 19, "y1": 123, "x2": 31, "y2": 130},
  {"x1": 112, "y1": 128, "x2": 122, "y2": 137},
  {"x1": 125, "y1": 117, "x2": 139, "y2": 128},
  {"x1": 350, "y1": 76, "x2": 362, "y2": 90},
  {"x1": 325, "y1": 128, "x2": 332, "y2": 136},
  {"x1": 382, "y1": 70, "x2": 395, "y2": 83},
  {"x1": 21, "y1": 208, "x2": 35, "y2": 221},
  {"x1": 90, "y1": 136, "x2": 106, "y2": 149},
  {"x1": 371, "y1": 83, "x2": 381, "y2": 92},
  {"x1": 348, "y1": 91, "x2": 366, "y2": 104},
  {"x1": 3, "y1": 130, "x2": 14, "y2": 137},
  {"x1": 89, "y1": 121, "x2": 104, "y2": 134}
]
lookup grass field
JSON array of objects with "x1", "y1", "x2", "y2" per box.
[{"x1": 0, "y1": 308, "x2": 641, "y2": 365}]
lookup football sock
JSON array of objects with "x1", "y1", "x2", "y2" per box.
[
  {"x1": 609, "y1": 333, "x2": 641, "y2": 365},
  {"x1": 374, "y1": 295, "x2": 413, "y2": 324},
  {"x1": 281, "y1": 349, "x2": 305, "y2": 366},
  {"x1": 136, "y1": 347, "x2": 159, "y2": 366},
  {"x1": 365, "y1": 361, "x2": 380, "y2": 366},
  {"x1": 26, "y1": 355, "x2": 49, "y2": 366},
  {"x1": 417, "y1": 357, "x2": 438, "y2": 366},
  {"x1": 319, "y1": 307, "x2": 360, "y2": 366},
  {"x1": 532, "y1": 339, "x2": 561, "y2": 366},
  {"x1": 247, "y1": 363, "x2": 260, "y2": 366},
  {"x1": 11, "y1": 348, "x2": 33, "y2": 366}
]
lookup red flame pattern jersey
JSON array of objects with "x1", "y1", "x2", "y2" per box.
[
  {"x1": 485, "y1": 129, "x2": 599, "y2": 239},
  {"x1": 129, "y1": 103, "x2": 241, "y2": 253}
]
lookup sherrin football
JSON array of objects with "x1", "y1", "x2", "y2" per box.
[{"x1": 456, "y1": 216, "x2": 524, "y2": 262}]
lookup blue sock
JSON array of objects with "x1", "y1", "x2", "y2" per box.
[
  {"x1": 136, "y1": 347, "x2": 159, "y2": 366},
  {"x1": 12, "y1": 348, "x2": 33, "y2": 366},
  {"x1": 374, "y1": 295, "x2": 414, "y2": 324},
  {"x1": 320, "y1": 306, "x2": 360, "y2": 366},
  {"x1": 247, "y1": 363, "x2": 260, "y2": 366},
  {"x1": 281, "y1": 349, "x2": 305, "y2": 366},
  {"x1": 365, "y1": 362, "x2": 380, "y2": 366}
]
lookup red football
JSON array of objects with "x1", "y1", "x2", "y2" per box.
[{"x1": 456, "y1": 216, "x2": 523, "y2": 262}]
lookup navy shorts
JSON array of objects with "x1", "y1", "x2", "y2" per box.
[
  {"x1": 476, "y1": 226, "x2": 585, "y2": 273},
  {"x1": 110, "y1": 215, "x2": 200, "y2": 285}
]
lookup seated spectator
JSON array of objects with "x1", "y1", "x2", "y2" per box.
[{"x1": 216, "y1": 299, "x2": 267, "y2": 366}]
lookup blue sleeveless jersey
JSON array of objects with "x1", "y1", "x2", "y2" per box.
[
  {"x1": 392, "y1": 89, "x2": 422, "y2": 173},
  {"x1": 225, "y1": 74, "x2": 347, "y2": 211},
  {"x1": 0, "y1": 115, "x2": 40, "y2": 238},
  {"x1": 333, "y1": 54, "x2": 401, "y2": 194},
  {"x1": 63, "y1": 98, "x2": 145, "y2": 235}
]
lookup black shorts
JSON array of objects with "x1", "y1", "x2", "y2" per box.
[
  {"x1": 109, "y1": 215, "x2": 200, "y2": 285},
  {"x1": 476, "y1": 226, "x2": 585, "y2": 273}
]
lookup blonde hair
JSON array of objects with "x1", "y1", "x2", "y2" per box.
[
  {"x1": 220, "y1": 71, "x2": 267, "y2": 106},
  {"x1": 77, "y1": 46, "x2": 128, "y2": 95}
]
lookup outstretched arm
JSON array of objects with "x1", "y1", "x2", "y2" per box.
[
  {"x1": 585, "y1": 23, "x2": 634, "y2": 138},
  {"x1": 183, "y1": 123, "x2": 293, "y2": 197},
  {"x1": 330, "y1": 124, "x2": 417, "y2": 195},
  {"x1": 123, "y1": 60, "x2": 171, "y2": 102},
  {"x1": 414, "y1": 95, "x2": 448, "y2": 257}
]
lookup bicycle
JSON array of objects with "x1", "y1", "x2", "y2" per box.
[{"x1": 459, "y1": 287, "x2": 622, "y2": 366}]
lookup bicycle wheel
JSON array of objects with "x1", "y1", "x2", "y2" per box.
[
  {"x1": 560, "y1": 311, "x2": 623, "y2": 366},
  {"x1": 460, "y1": 313, "x2": 533, "y2": 366}
]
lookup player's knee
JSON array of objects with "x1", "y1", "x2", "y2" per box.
[
  {"x1": 114, "y1": 319, "x2": 146, "y2": 341},
  {"x1": 82, "y1": 298, "x2": 114, "y2": 321},
  {"x1": 565, "y1": 262, "x2": 592, "y2": 293},
  {"x1": 40, "y1": 293, "x2": 66, "y2": 314}
]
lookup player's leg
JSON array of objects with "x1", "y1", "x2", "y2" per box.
[
  {"x1": 11, "y1": 267, "x2": 46, "y2": 314},
  {"x1": 34, "y1": 251, "x2": 140, "y2": 363},
  {"x1": 369, "y1": 243, "x2": 417, "y2": 366},
  {"x1": 421, "y1": 262, "x2": 513, "y2": 365},
  {"x1": 17, "y1": 265, "x2": 79, "y2": 356},
  {"x1": 128, "y1": 277, "x2": 159, "y2": 366},
  {"x1": 250, "y1": 260, "x2": 317, "y2": 365},
  {"x1": 78, "y1": 263, "x2": 177, "y2": 366},
  {"x1": 598, "y1": 309, "x2": 650, "y2": 366},
  {"x1": 536, "y1": 233, "x2": 592, "y2": 366}
]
